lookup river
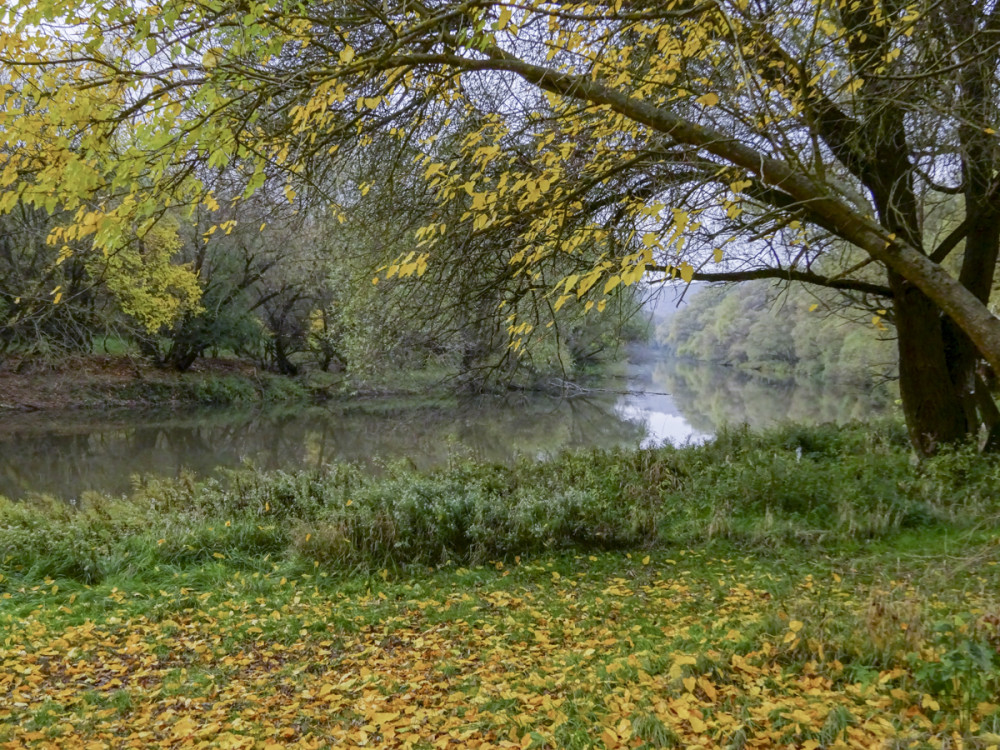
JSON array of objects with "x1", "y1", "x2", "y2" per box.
[{"x1": 0, "y1": 357, "x2": 895, "y2": 500}]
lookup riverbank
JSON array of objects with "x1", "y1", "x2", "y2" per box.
[
  {"x1": 0, "y1": 355, "x2": 462, "y2": 411},
  {"x1": 0, "y1": 355, "x2": 309, "y2": 410},
  {"x1": 2, "y1": 425, "x2": 999, "y2": 746},
  {"x1": 0, "y1": 353, "x2": 609, "y2": 412}
]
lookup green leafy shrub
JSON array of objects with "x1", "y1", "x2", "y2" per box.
[
  {"x1": 189, "y1": 375, "x2": 259, "y2": 404},
  {"x1": 259, "y1": 374, "x2": 309, "y2": 402},
  {"x1": 3, "y1": 422, "x2": 1000, "y2": 584}
]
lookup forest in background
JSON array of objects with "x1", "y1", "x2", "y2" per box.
[
  {"x1": 658, "y1": 281, "x2": 897, "y2": 386},
  {"x1": 5, "y1": 0, "x2": 1000, "y2": 453}
]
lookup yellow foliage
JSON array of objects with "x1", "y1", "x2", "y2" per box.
[
  {"x1": 95, "y1": 215, "x2": 202, "y2": 332},
  {"x1": 0, "y1": 0, "x2": 993, "y2": 370}
]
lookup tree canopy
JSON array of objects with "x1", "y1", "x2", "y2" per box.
[{"x1": 2, "y1": 0, "x2": 1000, "y2": 451}]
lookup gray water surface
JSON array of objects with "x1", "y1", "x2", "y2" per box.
[{"x1": 0, "y1": 358, "x2": 894, "y2": 500}]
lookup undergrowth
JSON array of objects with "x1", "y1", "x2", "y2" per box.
[{"x1": 1, "y1": 421, "x2": 998, "y2": 585}]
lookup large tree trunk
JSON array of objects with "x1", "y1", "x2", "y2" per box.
[
  {"x1": 890, "y1": 272, "x2": 969, "y2": 454},
  {"x1": 272, "y1": 335, "x2": 299, "y2": 376},
  {"x1": 945, "y1": 16, "x2": 1000, "y2": 450},
  {"x1": 941, "y1": 320, "x2": 1000, "y2": 445},
  {"x1": 891, "y1": 199, "x2": 1000, "y2": 454},
  {"x1": 938, "y1": 206, "x2": 1000, "y2": 450},
  {"x1": 807, "y1": 0, "x2": 1000, "y2": 454}
]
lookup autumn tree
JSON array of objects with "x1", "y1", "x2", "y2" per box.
[
  {"x1": 143, "y1": 182, "x2": 335, "y2": 373},
  {"x1": 0, "y1": 204, "x2": 99, "y2": 358},
  {"x1": 0, "y1": 203, "x2": 200, "y2": 360},
  {"x1": 2, "y1": 0, "x2": 1000, "y2": 452},
  {"x1": 314, "y1": 109, "x2": 645, "y2": 389}
]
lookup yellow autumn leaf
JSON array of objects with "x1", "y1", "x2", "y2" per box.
[
  {"x1": 698, "y1": 677, "x2": 718, "y2": 701},
  {"x1": 494, "y1": 7, "x2": 513, "y2": 30},
  {"x1": 171, "y1": 716, "x2": 198, "y2": 738}
]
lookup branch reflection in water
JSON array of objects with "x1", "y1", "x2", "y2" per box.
[{"x1": 1, "y1": 358, "x2": 894, "y2": 500}]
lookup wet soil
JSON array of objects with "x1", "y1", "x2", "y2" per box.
[{"x1": 0, "y1": 355, "x2": 265, "y2": 411}]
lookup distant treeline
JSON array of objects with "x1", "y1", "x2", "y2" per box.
[{"x1": 657, "y1": 281, "x2": 897, "y2": 385}]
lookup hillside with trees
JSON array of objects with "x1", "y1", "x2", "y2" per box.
[{"x1": 659, "y1": 281, "x2": 897, "y2": 386}]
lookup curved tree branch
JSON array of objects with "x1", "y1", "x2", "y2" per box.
[
  {"x1": 646, "y1": 265, "x2": 892, "y2": 296},
  {"x1": 374, "y1": 47, "x2": 1000, "y2": 372}
]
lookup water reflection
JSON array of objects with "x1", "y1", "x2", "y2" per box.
[
  {"x1": 614, "y1": 357, "x2": 895, "y2": 444},
  {"x1": 1, "y1": 357, "x2": 896, "y2": 500},
  {"x1": 0, "y1": 396, "x2": 645, "y2": 500}
]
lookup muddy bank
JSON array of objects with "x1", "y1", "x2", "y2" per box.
[{"x1": 0, "y1": 355, "x2": 323, "y2": 411}]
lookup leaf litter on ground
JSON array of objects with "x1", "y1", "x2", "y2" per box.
[{"x1": 2, "y1": 546, "x2": 1000, "y2": 749}]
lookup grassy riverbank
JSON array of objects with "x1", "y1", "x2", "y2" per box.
[
  {"x1": 0, "y1": 355, "x2": 460, "y2": 411},
  {"x1": 0, "y1": 355, "x2": 317, "y2": 410},
  {"x1": 2, "y1": 425, "x2": 1000, "y2": 747}
]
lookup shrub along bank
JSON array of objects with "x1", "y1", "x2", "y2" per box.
[{"x1": 1, "y1": 421, "x2": 997, "y2": 584}]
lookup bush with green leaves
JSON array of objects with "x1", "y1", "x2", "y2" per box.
[{"x1": 3, "y1": 422, "x2": 1000, "y2": 585}]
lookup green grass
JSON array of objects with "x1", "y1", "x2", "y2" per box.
[
  {"x1": 101, "y1": 371, "x2": 314, "y2": 406},
  {"x1": 1, "y1": 545, "x2": 998, "y2": 746},
  {"x1": 2, "y1": 423, "x2": 1000, "y2": 745},
  {"x1": 2, "y1": 421, "x2": 999, "y2": 585},
  {"x1": 91, "y1": 334, "x2": 137, "y2": 356}
]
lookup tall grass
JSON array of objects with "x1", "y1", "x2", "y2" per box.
[{"x1": 2, "y1": 422, "x2": 998, "y2": 585}]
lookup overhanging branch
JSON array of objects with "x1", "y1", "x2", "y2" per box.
[
  {"x1": 646, "y1": 265, "x2": 891, "y2": 296},
  {"x1": 371, "y1": 46, "x2": 1000, "y2": 371}
]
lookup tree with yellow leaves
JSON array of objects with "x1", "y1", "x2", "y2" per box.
[{"x1": 1, "y1": 0, "x2": 999, "y2": 452}]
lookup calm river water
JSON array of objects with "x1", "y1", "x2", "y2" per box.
[{"x1": 0, "y1": 357, "x2": 894, "y2": 500}]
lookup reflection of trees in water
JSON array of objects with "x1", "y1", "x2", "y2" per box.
[
  {"x1": 0, "y1": 416, "x2": 262, "y2": 500},
  {"x1": 296, "y1": 395, "x2": 645, "y2": 470},
  {"x1": 0, "y1": 364, "x2": 897, "y2": 501},
  {"x1": 0, "y1": 397, "x2": 647, "y2": 500},
  {"x1": 444, "y1": 394, "x2": 646, "y2": 463},
  {"x1": 652, "y1": 359, "x2": 896, "y2": 433},
  {"x1": 0, "y1": 432, "x2": 98, "y2": 500}
]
